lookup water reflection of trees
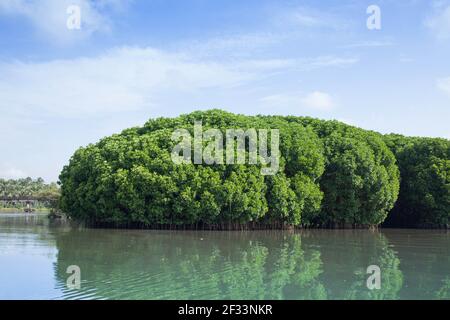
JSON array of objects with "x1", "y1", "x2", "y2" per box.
[
  {"x1": 298, "y1": 230, "x2": 403, "y2": 300},
  {"x1": 382, "y1": 230, "x2": 450, "y2": 300},
  {"x1": 436, "y1": 277, "x2": 450, "y2": 299},
  {"x1": 3, "y1": 215, "x2": 447, "y2": 299},
  {"x1": 54, "y1": 231, "x2": 327, "y2": 299},
  {"x1": 53, "y1": 229, "x2": 411, "y2": 300}
]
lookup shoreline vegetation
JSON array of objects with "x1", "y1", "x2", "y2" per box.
[
  {"x1": 0, "y1": 208, "x2": 51, "y2": 213},
  {"x1": 57, "y1": 110, "x2": 449, "y2": 230},
  {"x1": 0, "y1": 177, "x2": 60, "y2": 213}
]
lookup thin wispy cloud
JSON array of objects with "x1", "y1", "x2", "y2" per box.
[
  {"x1": 399, "y1": 55, "x2": 415, "y2": 63},
  {"x1": 0, "y1": 47, "x2": 293, "y2": 118},
  {"x1": 0, "y1": 45, "x2": 356, "y2": 118},
  {"x1": 276, "y1": 6, "x2": 350, "y2": 30},
  {"x1": 0, "y1": 165, "x2": 27, "y2": 179},
  {"x1": 300, "y1": 91, "x2": 335, "y2": 110},
  {"x1": 437, "y1": 77, "x2": 450, "y2": 95},
  {"x1": 0, "y1": 0, "x2": 127, "y2": 44},
  {"x1": 260, "y1": 91, "x2": 336, "y2": 111},
  {"x1": 340, "y1": 40, "x2": 394, "y2": 49},
  {"x1": 302, "y1": 56, "x2": 358, "y2": 69},
  {"x1": 178, "y1": 33, "x2": 286, "y2": 58},
  {"x1": 425, "y1": 3, "x2": 450, "y2": 39}
]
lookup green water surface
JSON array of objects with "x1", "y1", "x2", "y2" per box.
[{"x1": 0, "y1": 213, "x2": 448, "y2": 300}]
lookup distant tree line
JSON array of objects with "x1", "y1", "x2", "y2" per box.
[
  {"x1": 0, "y1": 177, "x2": 60, "y2": 209},
  {"x1": 58, "y1": 110, "x2": 449, "y2": 228}
]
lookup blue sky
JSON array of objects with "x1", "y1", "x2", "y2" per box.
[{"x1": 0, "y1": 0, "x2": 449, "y2": 182}]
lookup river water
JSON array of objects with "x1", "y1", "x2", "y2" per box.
[{"x1": 0, "y1": 213, "x2": 448, "y2": 300}]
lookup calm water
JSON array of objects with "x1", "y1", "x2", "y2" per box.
[{"x1": 0, "y1": 213, "x2": 448, "y2": 300}]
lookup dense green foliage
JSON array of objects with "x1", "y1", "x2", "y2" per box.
[
  {"x1": 59, "y1": 110, "x2": 326, "y2": 227},
  {"x1": 383, "y1": 135, "x2": 450, "y2": 227},
  {"x1": 278, "y1": 116, "x2": 401, "y2": 226},
  {"x1": 57, "y1": 109, "x2": 447, "y2": 228}
]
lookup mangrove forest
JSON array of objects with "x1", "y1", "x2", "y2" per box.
[{"x1": 58, "y1": 110, "x2": 449, "y2": 229}]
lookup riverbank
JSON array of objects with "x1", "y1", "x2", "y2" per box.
[
  {"x1": 1, "y1": 210, "x2": 446, "y2": 229},
  {"x1": 0, "y1": 208, "x2": 51, "y2": 213},
  {"x1": 84, "y1": 220, "x2": 449, "y2": 230}
]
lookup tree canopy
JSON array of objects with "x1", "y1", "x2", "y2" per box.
[
  {"x1": 58, "y1": 110, "x2": 449, "y2": 228},
  {"x1": 383, "y1": 135, "x2": 449, "y2": 227}
]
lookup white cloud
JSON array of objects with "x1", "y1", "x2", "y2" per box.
[
  {"x1": 425, "y1": 4, "x2": 450, "y2": 39},
  {"x1": 290, "y1": 11, "x2": 323, "y2": 28},
  {"x1": 0, "y1": 166, "x2": 28, "y2": 179},
  {"x1": 302, "y1": 56, "x2": 358, "y2": 69},
  {"x1": 260, "y1": 91, "x2": 336, "y2": 111},
  {"x1": 0, "y1": 45, "x2": 356, "y2": 118},
  {"x1": 340, "y1": 40, "x2": 394, "y2": 49},
  {"x1": 300, "y1": 91, "x2": 335, "y2": 110},
  {"x1": 437, "y1": 77, "x2": 450, "y2": 95},
  {"x1": 399, "y1": 55, "x2": 414, "y2": 63},
  {"x1": 180, "y1": 33, "x2": 286, "y2": 59},
  {"x1": 277, "y1": 6, "x2": 350, "y2": 30},
  {"x1": 0, "y1": 47, "x2": 295, "y2": 118},
  {"x1": 0, "y1": 0, "x2": 126, "y2": 44}
]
